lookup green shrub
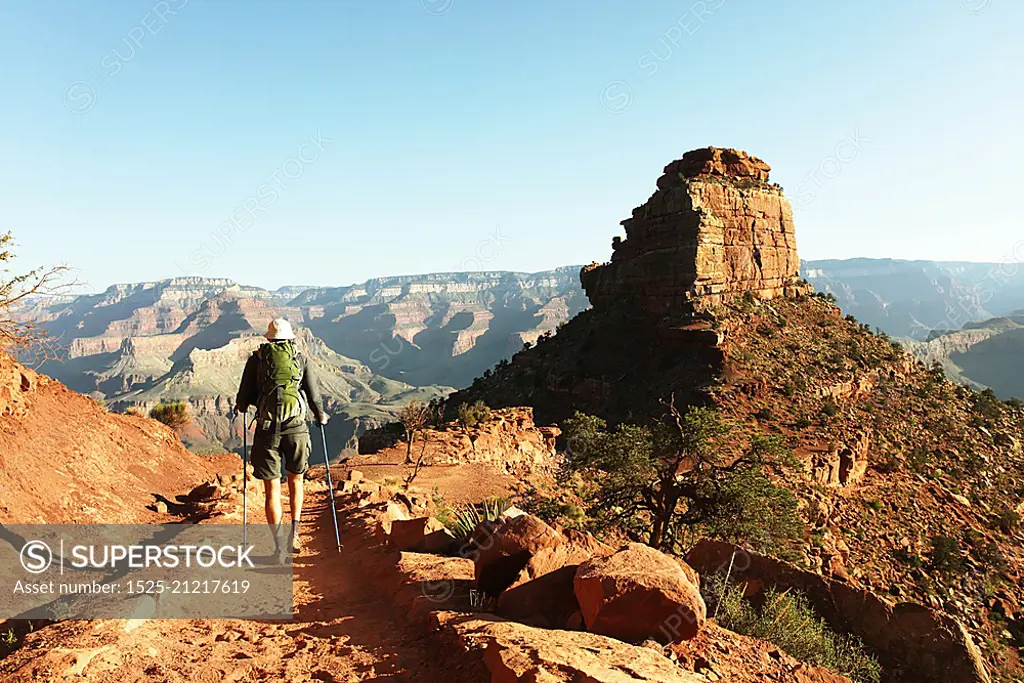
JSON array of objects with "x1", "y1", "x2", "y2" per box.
[
  {"x1": 1, "y1": 627, "x2": 18, "y2": 658},
  {"x1": 457, "y1": 400, "x2": 491, "y2": 429},
  {"x1": 906, "y1": 448, "x2": 932, "y2": 474},
  {"x1": 821, "y1": 399, "x2": 840, "y2": 418},
  {"x1": 892, "y1": 548, "x2": 923, "y2": 568},
  {"x1": 995, "y1": 510, "x2": 1022, "y2": 535},
  {"x1": 974, "y1": 388, "x2": 1003, "y2": 421},
  {"x1": 149, "y1": 402, "x2": 190, "y2": 429},
  {"x1": 525, "y1": 495, "x2": 587, "y2": 530},
  {"x1": 705, "y1": 576, "x2": 881, "y2": 683},
  {"x1": 928, "y1": 535, "x2": 965, "y2": 573},
  {"x1": 698, "y1": 462, "x2": 804, "y2": 559}
]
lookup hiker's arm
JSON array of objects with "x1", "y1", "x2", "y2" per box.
[
  {"x1": 235, "y1": 355, "x2": 258, "y2": 412},
  {"x1": 301, "y1": 358, "x2": 327, "y2": 423}
]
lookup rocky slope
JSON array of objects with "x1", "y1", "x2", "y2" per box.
[
  {"x1": 447, "y1": 148, "x2": 1024, "y2": 682},
  {"x1": 0, "y1": 352, "x2": 233, "y2": 524}
]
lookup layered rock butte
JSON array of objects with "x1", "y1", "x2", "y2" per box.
[
  {"x1": 450, "y1": 147, "x2": 1023, "y2": 682},
  {"x1": 582, "y1": 147, "x2": 809, "y2": 318}
]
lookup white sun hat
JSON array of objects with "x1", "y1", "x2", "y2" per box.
[{"x1": 264, "y1": 318, "x2": 296, "y2": 341}]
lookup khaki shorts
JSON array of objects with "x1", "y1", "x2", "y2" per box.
[{"x1": 250, "y1": 430, "x2": 311, "y2": 481}]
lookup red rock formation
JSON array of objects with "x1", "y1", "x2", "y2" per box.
[
  {"x1": 574, "y1": 543, "x2": 706, "y2": 644},
  {"x1": 0, "y1": 353, "x2": 41, "y2": 419},
  {"x1": 360, "y1": 407, "x2": 560, "y2": 475},
  {"x1": 582, "y1": 147, "x2": 809, "y2": 317},
  {"x1": 475, "y1": 514, "x2": 565, "y2": 597}
]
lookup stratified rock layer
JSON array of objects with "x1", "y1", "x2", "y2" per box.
[{"x1": 582, "y1": 147, "x2": 808, "y2": 317}]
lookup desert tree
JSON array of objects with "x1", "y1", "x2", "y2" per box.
[
  {"x1": 398, "y1": 400, "x2": 432, "y2": 465},
  {"x1": 0, "y1": 232, "x2": 72, "y2": 357},
  {"x1": 403, "y1": 424, "x2": 433, "y2": 490},
  {"x1": 561, "y1": 395, "x2": 803, "y2": 555}
]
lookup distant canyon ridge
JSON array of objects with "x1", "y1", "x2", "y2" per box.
[{"x1": 25, "y1": 258, "x2": 1024, "y2": 453}]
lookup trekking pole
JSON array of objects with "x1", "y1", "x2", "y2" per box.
[
  {"x1": 241, "y1": 411, "x2": 249, "y2": 548},
  {"x1": 319, "y1": 423, "x2": 343, "y2": 552}
]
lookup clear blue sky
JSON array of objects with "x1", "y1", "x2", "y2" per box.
[{"x1": 2, "y1": 0, "x2": 1021, "y2": 292}]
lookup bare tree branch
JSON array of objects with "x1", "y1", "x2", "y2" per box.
[{"x1": 1, "y1": 232, "x2": 77, "y2": 361}]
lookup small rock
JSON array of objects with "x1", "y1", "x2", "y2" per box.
[
  {"x1": 188, "y1": 482, "x2": 222, "y2": 502},
  {"x1": 951, "y1": 493, "x2": 971, "y2": 507},
  {"x1": 348, "y1": 470, "x2": 364, "y2": 483},
  {"x1": 154, "y1": 501, "x2": 169, "y2": 514}
]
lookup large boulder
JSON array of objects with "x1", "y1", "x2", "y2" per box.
[
  {"x1": 474, "y1": 514, "x2": 564, "y2": 598},
  {"x1": 498, "y1": 565, "x2": 580, "y2": 629},
  {"x1": 497, "y1": 527, "x2": 614, "y2": 629},
  {"x1": 510, "y1": 528, "x2": 615, "y2": 588},
  {"x1": 574, "y1": 543, "x2": 706, "y2": 644}
]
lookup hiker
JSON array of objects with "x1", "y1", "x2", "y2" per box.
[{"x1": 235, "y1": 318, "x2": 329, "y2": 558}]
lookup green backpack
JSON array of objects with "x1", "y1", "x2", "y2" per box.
[{"x1": 255, "y1": 341, "x2": 307, "y2": 429}]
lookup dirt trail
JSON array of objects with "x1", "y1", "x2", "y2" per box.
[{"x1": 0, "y1": 482, "x2": 450, "y2": 683}]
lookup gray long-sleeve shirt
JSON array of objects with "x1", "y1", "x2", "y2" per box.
[{"x1": 235, "y1": 342, "x2": 326, "y2": 434}]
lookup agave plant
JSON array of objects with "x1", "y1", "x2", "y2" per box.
[{"x1": 444, "y1": 496, "x2": 512, "y2": 539}]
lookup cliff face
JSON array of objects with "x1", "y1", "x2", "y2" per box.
[
  {"x1": 802, "y1": 258, "x2": 1024, "y2": 340},
  {"x1": 904, "y1": 314, "x2": 1024, "y2": 399},
  {"x1": 582, "y1": 148, "x2": 808, "y2": 318}
]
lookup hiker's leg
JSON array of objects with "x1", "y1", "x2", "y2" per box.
[
  {"x1": 250, "y1": 430, "x2": 284, "y2": 531},
  {"x1": 263, "y1": 477, "x2": 283, "y2": 526},
  {"x1": 283, "y1": 432, "x2": 311, "y2": 522},
  {"x1": 286, "y1": 472, "x2": 304, "y2": 524},
  {"x1": 283, "y1": 432, "x2": 312, "y2": 553}
]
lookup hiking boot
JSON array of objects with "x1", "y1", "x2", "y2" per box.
[{"x1": 290, "y1": 529, "x2": 303, "y2": 554}]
